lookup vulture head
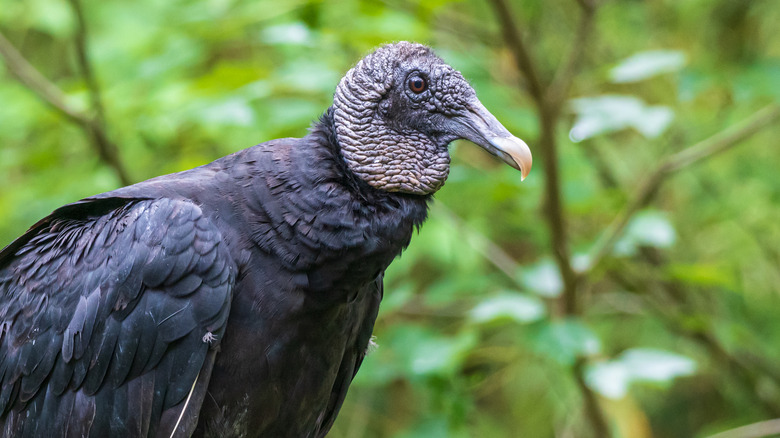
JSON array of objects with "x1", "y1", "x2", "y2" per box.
[{"x1": 333, "y1": 41, "x2": 532, "y2": 195}]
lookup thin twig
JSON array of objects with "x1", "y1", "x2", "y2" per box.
[
  {"x1": 539, "y1": 115, "x2": 579, "y2": 315},
  {"x1": 67, "y1": 0, "x2": 131, "y2": 185},
  {"x1": 0, "y1": 25, "x2": 131, "y2": 185},
  {"x1": 573, "y1": 358, "x2": 610, "y2": 437},
  {"x1": 487, "y1": 0, "x2": 546, "y2": 106},
  {"x1": 0, "y1": 32, "x2": 89, "y2": 125},
  {"x1": 547, "y1": 4, "x2": 596, "y2": 109},
  {"x1": 69, "y1": 0, "x2": 106, "y2": 126},
  {"x1": 490, "y1": 0, "x2": 599, "y2": 316},
  {"x1": 584, "y1": 103, "x2": 780, "y2": 277},
  {"x1": 432, "y1": 203, "x2": 521, "y2": 282}
]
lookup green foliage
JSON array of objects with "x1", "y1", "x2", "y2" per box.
[
  {"x1": 609, "y1": 50, "x2": 687, "y2": 84},
  {"x1": 2, "y1": 0, "x2": 780, "y2": 437},
  {"x1": 569, "y1": 96, "x2": 674, "y2": 142},
  {"x1": 469, "y1": 291, "x2": 546, "y2": 324},
  {"x1": 586, "y1": 349, "x2": 697, "y2": 399}
]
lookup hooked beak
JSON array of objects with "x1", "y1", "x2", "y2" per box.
[{"x1": 453, "y1": 99, "x2": 532, "y2": 180}]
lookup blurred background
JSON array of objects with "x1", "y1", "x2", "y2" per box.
[{"x1": 1, "y1": 0, "x2": 779, "y2": 436}]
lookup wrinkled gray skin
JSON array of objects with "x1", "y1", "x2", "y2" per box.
[{"x1": 334, "y1": 43, "x2": 479, "y2": 194}]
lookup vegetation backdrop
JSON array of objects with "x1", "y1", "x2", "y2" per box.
[{"x1": 1, "y1": 0, "x2": 779, "y2": 437}]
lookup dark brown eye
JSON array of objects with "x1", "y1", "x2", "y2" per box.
[{"x1": 408, "y1": 75, "x2": 427, "y2": 93}]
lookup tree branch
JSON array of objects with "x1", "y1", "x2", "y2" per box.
[
  {"x1": 0, "y1": 32, "x2": 89, "y2": 125},
  {"x1": 432, "y1": 203, "x2": 522, "y2": 282},
  {"x1": 0, "y1": 23, "x2": 131, "y2": 185},
  {"x1": 573, "y1": 358, "x2": 610, "y2": 437},
  {"x1": 69, "y1": 0, "x2": 106, "y2": 126},
  {"x1": 67, "y1": 0, "x2": 131, "y2": 186},
  {"x1": 487, "y1": 0, "x2": 546, "y2": 106},
  {"x1": 488, "y1": 2, "x2": 608, "y2": 436},
  {"x1": 547, "y1": 3, "x2": 596, "y2": 109},
  {"x1": 584, "y1": 103, "x2": 780, "y2": 277}
]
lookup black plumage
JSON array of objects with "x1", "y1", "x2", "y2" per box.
[{"x1": 0, "y1": 42, "x2": 531, "y2": 437}]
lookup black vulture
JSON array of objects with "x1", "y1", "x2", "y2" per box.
[{"x1": 0, "y1": 42, "x2": 531, "y2": 437}]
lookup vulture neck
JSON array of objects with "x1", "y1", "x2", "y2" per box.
[
  {"x1": 312, "y1": 107, "x2": 435, "y2": 207},
  {"x1": 236, "y1": 108, "x2": 431, "y2": 298}
]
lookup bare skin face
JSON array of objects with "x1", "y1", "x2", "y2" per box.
[{"x1": 333, "y1": 42, "x2": 532, "y2": 195}]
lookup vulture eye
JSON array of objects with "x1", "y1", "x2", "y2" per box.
[{"x1": 408, "y1": 75, "x2": 427, "y2": 94}]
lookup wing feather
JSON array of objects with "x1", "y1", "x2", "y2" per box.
[{"x1": 0, "y1": 197, "x2": 235, "y2": 437}]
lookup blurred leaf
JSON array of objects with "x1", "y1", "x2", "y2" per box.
[
  {"x1": 732, "y1": 60, "x2": 780, "y2": 101},
  {"x1": 469, "y1": 292, "x2": 546, "y2": 324},
  {"x1": 584, "y1": 360, "x2": 631, "y2": 399},
  {"x1": 610, "y1": 50, "x2": 687, "y2": 83},
  {"x1": 627, "y1": 210, "x2": 676, "y2": 248},
  {"x1": 396, "y1": 419, "x2": 451, "y2": 438},
  {"x1": 261, "y1": 22, "x2": 314, "y2": 46},
  {"x1": 614, "y1": 210, "x2": 676, "y2": 256},
  {"x1": 409, "y1": 329, "x2": 478, "y2": 377},
  {"x1": 667, "y1": 263, "x2": 736, "y2": 289},
  {"x1": 26, "y1": 0, "x2": 74, "y2": 37},
  {"x1": 520, "y1": 259, "x2": 563, "y2": 298},
  {"x1": 586, "y1": 348, "x2": 697, "y2": 399},
  {"x1": 569, "y1": 95, "x2": 674, "y2": 142},
  {"x1": 571, "y1": 253, "x2": 592, "y2": 273},
  {"x1": 621, "y1": 349, "x2": 697, "y2": 382},
  {"x1": 272, "y1": 60, "x2": 341, "y2": 94},
  {"x1": 380, "y1": 283, "x2": 414, "y2": 313},
  {"x1": 260, "y1": 97, "x2": 321, "y2": 131},
  {"x1": 195, "y1": 97, "x2": 256, "y2": 126},
  {"x1": 353, "y1": 325, "x2": 477, "y2": 386},
  {"x1": 533, "y1": 319, "x2": 601, "y2": 365}
]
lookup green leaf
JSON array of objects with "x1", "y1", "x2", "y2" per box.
[
  {"x1": 396, "y1": 418, "x2": 452, "y2": 438},
  {"x1": 584, "y1": 360, "x2": 631, "y2": 399},
  {"x1": 621, "y1": 349, "x2": 697, "y2": 382},
  {"x1": 586, "y1": 348, "x2": 697, "y2": 399},
  {"x1": 272, "y1": 60, "x2": 341, "y2": 94},
  {"x1": 610, "y1": 50, "x2": 687, "y2": 83},
  {"x1": 520, "y1": 259, "x2": 563, "y2": 298},
  {"x1": 569, "y1": 95, "x2": 674, "y2": 141},
  {"x1": 261, "y1": 22, "x2": 314, "y2": 46},
  {"x1": 667, "y1": 263, "x2": 736, "y2": 289},
  {"x1": 614, "y1": 210, "x2": 676, "y2": 256},
  {"x1": 352, "y1": 326, "x2": 477, "y2": 386},
  {"x1": 533, "y1": 319, "x2": 601, "y2": 365},
  {"x1": 469, "y1": 292, "x2": 546, "y2": 324},
  {"x1": 26, "y1": 0, "x2": 74, "y2": 37},
  {"x1": 195, "y1": 97, "x2": 255, "y2": 126},
  {"x1": 409, "y1": 329, "x2": 478, "y2": 377}
]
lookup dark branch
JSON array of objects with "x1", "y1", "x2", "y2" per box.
[
  {"x1": 0, "y1": 25, "x2": 131, "y2": 186},
  {"x1": 547, "y1": 4, "x2": 596, "y2": 109},
  {"x1": 69, "y1": 0, "x2": 105, "y2": 126},
  {"x1": 488, "y1": 2, "x2": 608, "y2": 436},
  {"x1": 573, "y1": 358, "x2": 610, "y2": 437},
  {"x1": 67, "y1": 0, "x2": 131, "y2": 185},
  {"x1": 0, "y1": 32, "x2": 89, "y2": 125},
  {"x1": 487, "y1": 0, "x2": 546, "y2": 106}
]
